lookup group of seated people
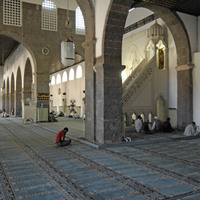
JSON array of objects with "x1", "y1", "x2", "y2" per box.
[{"x1": 134, "y1": 115, "x2": 175, "y2": 134}]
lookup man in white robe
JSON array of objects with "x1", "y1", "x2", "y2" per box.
[
  {"x1": 135, "y1": 115, "x2": 143, "y2": 133},
  {"x1": 184, "y1": 122, "x2": 199, "y2": 136}
]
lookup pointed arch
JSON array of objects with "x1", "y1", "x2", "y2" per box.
[
  {"x1": 11, "y1": 73, "x2": 15, "y2": 115},
  {"x1": 24, "y1": 58, "x2": 33, "y2": 100},
  {"x1": 16, "y1": 67, "x2": 22, "y2": 117},
  {"x1": 6, "y1": 77, "x2": 9, "y2": 112}
]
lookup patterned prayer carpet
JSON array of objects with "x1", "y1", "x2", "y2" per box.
[{"x1": 0, "y1": 117, "x2": 200, "y2": 200}]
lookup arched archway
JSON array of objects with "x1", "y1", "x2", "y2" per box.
[
  {"x1": 11, "y1": 73, "x2": 15, "y2": 115},
  {"x1": 24, "y1": 58, "x2": 33, "y2": 101},
  {"x1": 101, "y1": 0, "x2": 192, "y2": 138},
  {"x1": 2, "y1": 81, "x2": 6, "y2": 111},
  {"x1": 16, "y1": 67, "x2": 22, "y2": 117},
  {"x1": 76, "y1": 0, "x2": 96, "y2": 141},
  {"x1": 6, "y1": 78, "x2": 9, "y2": 113}
]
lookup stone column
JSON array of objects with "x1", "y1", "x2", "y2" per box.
[
  {"x1": 2, "y1": 94, "x2": 5, "y2": 110},
  {"x1": 15, "y1": 91, "x2": 22, "y2": 117},
  {"x1": 176, "y1": 64, "x2": 193, "y2": 130},
  {"x1": 8, "y1": 93, "x2": 12, "y2": 114},
  {"x1": 5, "y1": 94, "x2": 9, "y2": 113},
  {"x1": 83, "y1": 39, "x2": 96, "y2": 141},
  {"x1": 95, "y1": 63, "x2": 124, "y2": 144},
  {"x1": 10, "y1": 92, "x2": 14, "y2": 114}
]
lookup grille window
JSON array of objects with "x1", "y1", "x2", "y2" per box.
[
  {"x1": 3, "y1": 0, "x2": 22, "y2": 26},
  {"x1": 75, "y1": 7, "x2": 85, "y2": 35},
  {"x1": 41, "y1": 0, "x2": 57, "y2": 31}
]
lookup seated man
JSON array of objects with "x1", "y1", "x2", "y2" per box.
[
  {"x1": 56, "y1": 127, "x2": 71, "y2": 147},
  {"x1": 162, "y1": 117, "x2": 175, "y2": 133},
  {"x1": 135, "y1": 115, "x2": 143, "y2": 133},
  {"x1": 151, "y1": 116, "x2": 162, "y2": 132},
  {"x1": 184, "y1": 122, "x2": 199, "y2": 136}
]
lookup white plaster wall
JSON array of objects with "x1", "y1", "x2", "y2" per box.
[
  {"x1": 95, "y1": 0, "x2": 111, "y2": 58},
  {"x1": 126, "y1": 8, "x2": 153, "y2": 27},
  {"x1": 193, "y1": 52, "x2": 200, "y2": 126},
  {"x1": 50, "y1": 62, "x2": 85, "y2": 117},
  {"x1": 177, "y1": 12, "x2": 198, "y2": 54},
  {"x1": 3, "y1": 45, "x2": 35, "y2": 92}
]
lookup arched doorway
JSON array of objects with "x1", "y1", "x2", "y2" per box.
[
  {"x1": 11, "y1": 73, "x2": 15, "y2": 115},
  {"x1": 6, "y1": 78, "x2": 9, "y2": 113},
  {"x1": 24, "y1": 58, "x2": 33, "y2": 101},
  {"x1": 75, "y1": 0, "x2": 96, "y2": 141},
  {"x1": 16, "y1": 67, "x2": 22, "y2": 117},
  {"x1": 101, "y1": 0, "x2": 192, "y2": 141}
]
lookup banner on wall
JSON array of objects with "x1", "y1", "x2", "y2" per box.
[{"x1": 37, "y1": 93, "x2": 49, "y2": 100}]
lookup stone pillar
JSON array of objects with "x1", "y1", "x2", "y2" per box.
[
  {"x1": 8, "y1": 93, "x2": 12, "y2": 114},
  {"x1": 176, "y1": 64, "x2": 193, "y2": 130},
  {"x1": 5, "y1": 94, "x2": 9, "y2": 113},
  {"x1": 95, "y1": 63, "x2": 124, "y2": 144},
  {"x1": 10, "y1": 92, "x2": 14, "y2": 114},
  {"x1": 15, "y1": 91, "x2": 22, "y2": 117},
  {"x1": 83, "y1": 39, "x2": 96, "y2": 142},
  {"x1": 2, "y1": 94, "x2": 5, "y2": 110}
]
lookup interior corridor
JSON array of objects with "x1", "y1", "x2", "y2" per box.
[{"x1": 0, "y1": 118, "x2": 200, "y2": 200}]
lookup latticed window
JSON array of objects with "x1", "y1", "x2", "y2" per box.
[
  {"x1": 3, "y1": 0, "x2": 22, "y2": 26},
  {"x1": 75, "y1": 7, "x2": 85, "y2": 35},
  {"x1": 41, "y1": 0, "x2": 57, "y2": 31}
]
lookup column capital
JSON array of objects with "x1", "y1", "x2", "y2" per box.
[
  {"x1": 94, "y1": 62, "x2": 125, "y2": 73},
  {"x1": 82, "y1": 38, "x2": 96, "y2": 48},
  {"x1": 176, "y1": 64, "x2": 194, "y2": 71}
]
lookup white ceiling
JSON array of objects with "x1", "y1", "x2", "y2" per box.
[{"x1": 22, "y1": 0, "x2": 78, "y2": 10}]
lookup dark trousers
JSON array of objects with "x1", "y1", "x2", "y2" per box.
[{"x1": 56, "y1": 139, "x2": 71, "y2": 147}]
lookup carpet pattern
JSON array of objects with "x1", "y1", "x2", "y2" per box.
[{"x1": 0, "y1": 118, "x2": 200, "y2": 199}]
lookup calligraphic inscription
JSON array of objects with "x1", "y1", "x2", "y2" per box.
[{"x1": 37, "y1": 93, "x2": 49, "y2": 100}]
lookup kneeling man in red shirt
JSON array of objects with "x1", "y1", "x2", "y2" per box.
[{"x1": 56, "y1": 127, "x2": 71, "y2": 147}]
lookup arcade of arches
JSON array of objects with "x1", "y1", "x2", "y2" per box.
[{"x1": 0, "y1": 0, "x2": 200, "y2": 145}]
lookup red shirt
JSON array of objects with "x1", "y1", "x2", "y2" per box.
[{"x1": 56, "y1": 130, "x2": 66, "y2": 143}]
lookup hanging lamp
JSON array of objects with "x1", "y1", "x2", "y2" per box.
[
  {"x1": 61, "y1": 38, "x2": 75, "y2": 66},
  {"x1": 61, "y1": 0, "x2": 75, "y2": 67}
]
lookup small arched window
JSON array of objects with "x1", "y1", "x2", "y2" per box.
[
  {"x1": 41, "y1": 0, "x2": 57, "y2": 31},
  {"x1": 69, "y1": 69, "x2": 74, "y2": 81},
  {"x1": 51, "y1": 76, "x2": 55, "y2": 85},
  {"x1": 76, "y1": 65, "x2": 82, "y2": 79},
  {"x1": 56, "y1": 74, "x2": 61, "y2": 84},
  {"x1": 75, "y1": 6, "x2": 85, "y2": 35},
  {"x1": 62, "y1": 71, "x2": 67, "y2": 82}
]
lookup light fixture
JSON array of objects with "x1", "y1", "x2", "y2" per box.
[
  {"x1": 61, "y1": 38, "x2": 75, "y2": 66},
  {"x1": 61, "y1": 0, "x2": 75, "y2": 67}
]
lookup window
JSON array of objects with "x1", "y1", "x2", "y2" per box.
[
  {"x1": 76, "y1": 65, "x2": 82, "y2": 79},
  {"x1": 51, "y1": 76, "x2": 55, "y2": 85},
  {"x1": 56, "y1": 74, "x2": 61, "y2": 84},
  {"x1": 3, "y1": 0, "x2": 22, "y2": 26},
  {"x1": 75, "y1": 7, "x2": 85, "y2": 35},
  {"x1": 41, "y1": 0, "x2": 57, "y2": 31},
  {"x1": 62, "y1": 71, "x2": 68, "y2": 82},
  {"x1": 69, "y1": 69, "x2": 74, "y2": 80}
]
